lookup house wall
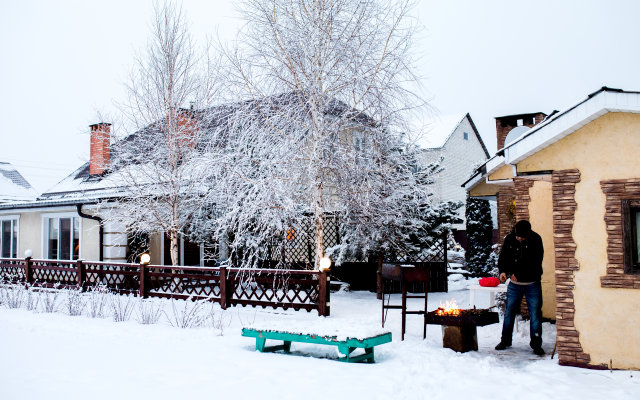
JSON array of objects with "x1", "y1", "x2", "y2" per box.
[
  {"x1": 517, "y1": 112, "x2": 640, "y2": 369},
  {"x1": 0, "y1": 207, "x2": 101, "y2": 262},
  {"x1": 18, "y1": 212, "x2": 41, "y2": 258},
  {"x1": 81, "y1": 218, "x2": 100, "y2": 261},
  {"x1": 526, "y1": 180, "x2": 556, "y2": 319},
  {"x1": 421, "y1": 117, "x2": 489, "y2": 229},
  {"x1": 149, "y1": 232, "x2": 163, "y2": 265}
]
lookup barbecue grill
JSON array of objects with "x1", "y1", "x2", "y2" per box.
[{"x1": 425, "y1": 308, "x2": 499, "y2": 352}]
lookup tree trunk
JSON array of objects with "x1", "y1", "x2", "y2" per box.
[
  {"x1": 169, "y1": 229, "x2": 182, "y2": 292},
  {"x1": 376, "y1": 253, "x2": 384, "y2": 300},
  {"x1": 314, "y1": 181, "x2": 325, "y2": 269}
]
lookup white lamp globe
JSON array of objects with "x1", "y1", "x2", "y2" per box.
[
  {"x1": 319, "y1": 257, "x2": 331, "y2": 271},
  {"x1": 140, "y1": 253, "x2": 151, "y2": 265}
]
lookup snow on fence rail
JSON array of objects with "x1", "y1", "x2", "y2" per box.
[{"x1": 0, "y1": 258, "x2": 330, "y2": 316}]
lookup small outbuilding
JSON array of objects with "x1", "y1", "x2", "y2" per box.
[{"x1": 463, "y1": 87, "x2": 640, "y2": 370}]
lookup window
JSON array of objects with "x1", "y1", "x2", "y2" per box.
[
  {"x1": 624, "y1": 200, "x2": 640, "y2": 274},
  {"x1": 0, "y1": 217, "x2": 18, "y2": 258},
  {"x1": 44, "y1": 216, "x2": 80, "y2": 260},
  {"x1": 463, "y1": 131, "x2": 469, "y2": 140},
  {"x1": 162, "y1": 234, "x2": 207, "y2": 266}
]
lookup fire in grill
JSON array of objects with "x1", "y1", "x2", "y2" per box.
[
  {"x1": 424, "y1": 304, "x2": 500, "y2": 353},
  {"x1": 426, "y1": 307, "x2": 499, "y2": 327}
]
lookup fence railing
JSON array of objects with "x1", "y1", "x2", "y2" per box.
[{"x1": 0, "y1": 258, "x2": 330, "y2": 316}]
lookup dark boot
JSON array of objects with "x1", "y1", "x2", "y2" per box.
[{"x1": 495, "y1": 342, "x2": 511, "y2": 350}]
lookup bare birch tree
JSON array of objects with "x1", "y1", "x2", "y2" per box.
[
  {"x1": 99, "y1": 1, "x2": 222, "y2": 267},
  {"x1": 206, "y1": 0, "x2": 445, "y2": 268}
]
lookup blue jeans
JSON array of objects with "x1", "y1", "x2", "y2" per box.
[{"x1": 501, "y1": 281, "x2": 543, "y2": 349}]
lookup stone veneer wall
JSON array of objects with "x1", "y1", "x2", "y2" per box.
[
  {"x1": 552, "y1": 169, "x2": 597, "y2": 368},
  {"x1": 497, "y1": 186, "x2": 516, "y2": 244},
  {"x1": 512, "y1": 177, "x2": 537, "y2": 317},
  {"x1": 600, "y1": 178, "x2": 640, "y2": 289},
  {"x1": 513, "y1": 177, "x2": 537, "y2": 222}
]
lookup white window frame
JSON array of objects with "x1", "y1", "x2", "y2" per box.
[
  {"x1": 0, "y1": 215, "x2": 20, "y2": 259},
  {"x1": 41, "y1": 212, "x2": 83, "y2": 261}
]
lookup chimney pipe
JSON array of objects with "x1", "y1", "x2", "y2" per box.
[
  {"x1": 89, "y1": 123, "x2": 111, "y2": 175},
  {"x1": 494, "y1": 112, "x2": 546, "y2": 150}
]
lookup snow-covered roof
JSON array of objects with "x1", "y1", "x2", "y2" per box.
[
  {"x1": 37, "y1": 162, "x2": 128, "y2": 202},
  {"x1": 504, "y1": 87, "x2": 640, "y2": 164},
  {"x1": 463, "y1": 86, "x2": 640, "y2": 191},
  {"x1": 415, "y1": 113, "x2": 467, "y2": 149},
  {"x1": 0, "y1": 162, "x2": 38, "y2": 203},
  {"x1": 1, "y1": 93, "x2": 381, "y2": 210}
]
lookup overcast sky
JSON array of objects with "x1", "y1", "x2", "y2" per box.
[{"x1": 1, "y1": 0, "x2": 639, "y2": 192}]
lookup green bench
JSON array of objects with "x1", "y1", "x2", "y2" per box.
[{"x1": 241, "y1": 328, "x2": 392, "y2": 363}]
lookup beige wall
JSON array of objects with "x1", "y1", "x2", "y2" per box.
[
  {"x1": 527, "y1": 180, "x2": 556, "y2": 319},
  {"x1": 81, "y1": 218, "x2": 100, "y2": 261},
  {"x1": 17, "y1": 212, "x2": 42, "y2": 258},
  {"x1": 149, "y1": 232, "x2": 163, "y2": 265},
  {"x1": 468, "y1": 181, "x2": 500, "y2": 197},
  {"x1": 517, "y1": 112, "x2": 640, "y2": 369},
  {"x1": 1, "y1": 208, "x2": 101, "y2": 261},
  {"x1": 489, "y1": 164, "x2": 514, "y2": 181}
]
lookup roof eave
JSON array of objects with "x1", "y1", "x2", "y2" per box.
[{"x1": 505, "y1": 90, "x2": 640, "y2": 165}]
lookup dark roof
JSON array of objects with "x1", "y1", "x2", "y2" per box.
[
  {"x1": 494, "y1": 111, "x2": 546, "y2": 120},
  {"x1": 466, "y1": 113, "x2": 490, "y2": 158},
  {"x1": 0, "y1": 162, "x2": 33, "y2": 189}
]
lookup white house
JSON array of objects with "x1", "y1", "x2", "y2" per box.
[{"x1": 416, "y1": 113, "x2": 490, "y2": 241}]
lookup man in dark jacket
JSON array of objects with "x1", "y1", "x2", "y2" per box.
[{"x1": 495, "y1": 220, "x2": 545, "y2": 356}]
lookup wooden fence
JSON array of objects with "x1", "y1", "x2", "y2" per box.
[{"x1": 0, "y1": 258, "x2": 330, "y2": 316}]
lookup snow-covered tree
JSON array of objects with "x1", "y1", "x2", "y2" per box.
[
  {"x1": 204, "y1": 0, "x2": 447, "y2": 269},
  {"x1": 465, "y1": 196, "x2": 494, "y2": 276},
  {"x1": 99, "y1": 1, "x2": 222, "y2": 267}
]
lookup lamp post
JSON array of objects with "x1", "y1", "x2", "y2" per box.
[{"x1": 139, "y1": 253, "x2": 150, "y2": 298}]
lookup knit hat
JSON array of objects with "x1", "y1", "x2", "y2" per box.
[{"x1": 514, "y1": 220, "x2": 532, "y2": 237}]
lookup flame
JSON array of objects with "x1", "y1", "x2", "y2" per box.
[{"x1": 435, "y1": 299, "x2": 461, "y2": 316}]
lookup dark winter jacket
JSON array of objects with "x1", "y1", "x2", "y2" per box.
[{"x1": 498, "y1": 231, "x2": 544, "y2": 283}]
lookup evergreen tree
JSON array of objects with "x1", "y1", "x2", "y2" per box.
[{"x1": 465, "y1": 197, "x2": 494, "y2": 276}]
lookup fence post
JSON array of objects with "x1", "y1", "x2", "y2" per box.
[
  {"x1": 318, "y1": 270, "x2": 330, "y2": 316},
  {"x1": 139, "y1": 264, "x2": 148, "y2": 298},
  {"x1": 219, "y1": 266, "x2": 227, "y2": 309},
  {"x1": 24, "y1": 257, "x2": 33, "y2": 286},
  {"x1": 76, "y1": 259, "x2": 85, "y2": 290},
  {"x1": 443, "y1": 232, "x2": 448, "y2": 293}
]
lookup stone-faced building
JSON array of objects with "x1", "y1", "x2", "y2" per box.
[{"x1": 464, "y1": 87, "x2": 640, "y2": 370}]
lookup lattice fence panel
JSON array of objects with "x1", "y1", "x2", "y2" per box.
[
  {"x1": 230, "y1": 272, "x2": 319, "y2": 311},
  {"x1": 0, "y1": 259, "x2": 25, "y2": 283},
  {"x1": 84, "y1": 262, "x2": 140, "y2": 293},
  {"x1": 146, "y1": 268, "x2": 221, "y2": 300},
  {"x1": 31, "y1": 260, "x2": 77, "y2": 286}
]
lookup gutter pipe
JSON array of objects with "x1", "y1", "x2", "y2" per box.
[{"x1": 76, "y1": 204, "x2": 104, "y2": 261}]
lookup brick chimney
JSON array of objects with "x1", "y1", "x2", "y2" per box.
[
  {"x1": 495, "y1": 112, "x2": 547, "y2": 150},
  {"x1": 89, "y1": 123, "x2": 111, "y2": 175}
]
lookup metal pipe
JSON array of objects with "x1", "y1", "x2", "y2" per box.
[{"x1": 76, "y1": 204, "x2": 103, "y2": 261}]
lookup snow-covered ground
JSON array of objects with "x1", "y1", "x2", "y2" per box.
[{"x1": 1, "y1": 279, "x2": 638, "y2": 400}]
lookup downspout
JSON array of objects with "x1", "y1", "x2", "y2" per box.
[{"x1": 76, "y1": 204, "x2": 103, "y2": 261}]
